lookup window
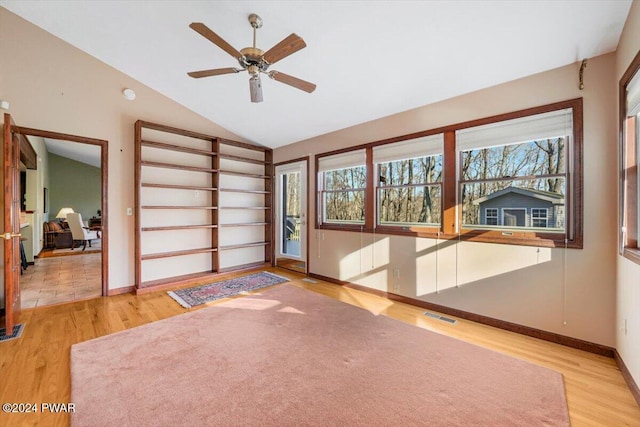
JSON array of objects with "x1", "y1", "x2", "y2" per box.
[
  {"x1": 317, "y1": 150, "x2": 366, "y2": 225},
  {"x1": 485, "y1": 208, "x2": 498, "y2": 225},
  {"x1": 502, "y1": 208, "x2": 526, "y2": 227},
  {"x1": 315, "y1": 99, "x2": 582, "y2": 248},
  {"x1": 457, "y1": 108, "x2": 572, "y2": 235},
  {"x1": 620, "y1": 51, "x2": 640, "y2": 264},
  {"x1": 531, "y1": 208, "x2": 548, "y2": 228},
  {"x1": 374, "y1": 135, "x2": 443, "y2": 228}
]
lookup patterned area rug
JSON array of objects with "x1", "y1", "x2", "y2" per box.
[{"x1": 167, "y1": 271, "x2": 289, "y2": 308}]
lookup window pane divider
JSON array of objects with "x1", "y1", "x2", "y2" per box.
[
  {"x1": 322, "y1": 188, "x2": 367, "y2": 193},
  {"x1": 378, "y1": 183, "x2": 442, "y2": 190},
  {"x1": 459, "y1": 173, "x2": 566, "y2": 184}
]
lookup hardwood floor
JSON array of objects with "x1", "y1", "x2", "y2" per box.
[{"x1": 1, "y1": 267, "x2": 639, "y2": 426}]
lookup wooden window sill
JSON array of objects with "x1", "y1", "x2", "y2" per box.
[{"x1": 622, "y1": 247, "x2": 640, "y2": 265}]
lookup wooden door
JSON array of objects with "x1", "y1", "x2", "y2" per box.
[{"x1": 3, "y1": 113, "x2": 21, "y2": 333}]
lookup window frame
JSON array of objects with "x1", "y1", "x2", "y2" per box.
[
  {"x1": 531, "y1": 208, "x2": 549, "y2": 228},
  {"x1": 321, "y1": 165, "x2": 367, "y2": 225},
  {"x1": 485, "y1": 208, "x2": 499, "y2": 226},
  {"x1": 376, "y1": 154, "x2": 443, "y2": 232},
  {"x1": 315, "y1": 98, "x2": 583, "y2": 248},
  {"x1": 620, "y1": 50, "x2": 640, "y2": 265},
  {"x1": 316, "y1": 147, "x2": 370, "y2": 231}
]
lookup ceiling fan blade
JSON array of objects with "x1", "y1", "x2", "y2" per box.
[
  {"x1": 262, "y1": 33, "x2": 306, "y2": 65},
  {"x1": 189, "y1": 22, "x2": 243, "y2": 59},
  {"x1": 187, "y1": 68, "x2": 241, "y2": 78},
  {"x1": 269, "y1": 71, "x2": 316, "y2": 93},
  {"x1": 249, "y1": 75, "x2": 263, "y2": 103}
]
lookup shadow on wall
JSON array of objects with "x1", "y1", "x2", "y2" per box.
[{"x1": 331, "y1": 231, "x2": 567, "y2": 323}]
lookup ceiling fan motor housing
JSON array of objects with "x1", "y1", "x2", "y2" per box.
[{"x1": 239, "y1": 47, "x2": 269, "y2": 72}]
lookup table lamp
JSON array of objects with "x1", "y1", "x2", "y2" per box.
[{"x1": 56, "y1": 207, "x2": 74, "y2": 223}]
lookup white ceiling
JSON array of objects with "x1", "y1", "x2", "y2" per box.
[
  {"x1": 44, "y1": 138, "x2": 101, "y2": 168},
  {"x1": 1, "y1": 1, "x2": 633, "y2": 149}
]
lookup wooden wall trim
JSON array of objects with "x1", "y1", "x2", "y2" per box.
[
  {"x1": 614, "y1": 350, "x2": 640, "y2": 407},
  {"x1": 12, "y1": 125, "x2": 109, "y2": 298},
  {"x1": 13, "y1": 126, "x2": 108, "y2": 145},
  {"x1": 314, "y1": 98, "x2": 583, "y2": 249},
  {"x1": 107, "y1": 286, "x2": 135, "y2": 296},
  {"x1": 308, "y1": 272, "x2": 615, "y2": 358},
  {"x1": 18, "y1": 133, "x2": 37, "y2": 169},
  {"x1": 620, "y1": 49, "x2": 640, "y2": 260}
]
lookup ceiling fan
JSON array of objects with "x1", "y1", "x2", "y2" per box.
[{"x1": 188, "y1": 13, "x2": 316, "y2": 103}]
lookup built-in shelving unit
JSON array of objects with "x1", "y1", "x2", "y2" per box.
[{"x1": 135, "y1": 121, "x2": 272, "y2": 291}]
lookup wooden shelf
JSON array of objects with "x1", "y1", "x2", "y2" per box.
[
  {"x1": 141, "y1": 160, "x2": 218, "y2": 173},
  {"x1": 141, "y1": 205, "x2": 217, "y2": 210},
  {"x1": 142, "y1": 140, "x2": 216, "y2": 157},
  {"x1": 220, "y1": 222, "x2": 270, "y2": 227},
  {"x1": 142, "y1": 183, "x2": 218, "y2": 191},
  {"x1": 219, "y1": 153, "x2": 269, "y2": 165},
  {"x1": 142, "y1": 225, "x2": 218, "y2": 232},
  {"x1": 220, "y1": 170, "x2": 270, "y2": 179},
  {"x1": 136, "y1": 120, "x2": 272, "y2": 291},
  {"x1": 220, "y1": 188, "x2": 271, "y2": 194},
  {"x1": 141, "y1": 247, "x2": 218, "y2": 261},
  {"x1": 220, "y1": 241, "x2": 270, "y2": 251},
  {"x1": 220, "y1": 206, "x2": 271, "y2": 210}
]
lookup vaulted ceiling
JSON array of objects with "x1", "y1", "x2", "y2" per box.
[{"x1": 1, "y1": 1, "x2": 632, "y2": 148}]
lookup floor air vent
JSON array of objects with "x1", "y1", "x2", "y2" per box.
[
  {"x1": 424, "y1": 311, "x2": 457, "y2": 324},
  {"x1": 302, "y1": 278, "x2": 318, "y2": 284},
  {"x1": 0, "y1": 323, "x2": 25, "y2": 342}
]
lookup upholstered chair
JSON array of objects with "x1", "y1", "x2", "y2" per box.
[{"x1": 66, "y1": 213, "x2": 99, "y2": 251}]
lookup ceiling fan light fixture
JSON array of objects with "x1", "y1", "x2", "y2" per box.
[
  {"x1": 249, "y1": 74, "x2": 263, "y2": 103},
  {"x1": 188, "y1": 14, "x2": 315, "y2": 102}
]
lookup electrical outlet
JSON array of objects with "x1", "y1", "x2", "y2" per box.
[
  {"x1": 393, "y1": 283, "x2": 400, "y2": 292},
  {"x1": 126, "y1": 207, "x2": 132, "y2": 216}
]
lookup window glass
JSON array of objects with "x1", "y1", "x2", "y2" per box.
[
  {"x1": 378, "y1": 155, "x2": 442, "y2": 226},
  {"x1": 461, "y1": 137, "x2": 567, "y2": 232},
  {"x1": 531, "y1": 208, "x2": 549, "y2": 227},
  {"x1": 322, "y1": 165, "x2": 366, "y2": 223},
  {"x1": 485, "y1": 208, "x2": 498, "y2": 225},
  {"x1": 621, "y1": 58, "x2": 640, "y2": 259}
]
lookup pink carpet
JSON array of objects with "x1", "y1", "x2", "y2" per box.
[{"x1": 70, "y1": 284, "x2": 569, "y2": 426}]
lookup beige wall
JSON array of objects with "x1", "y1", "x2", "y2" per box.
[
  {"x1": 616, "y1": 0, "x2": 640, "y2": 391},
  {"x1": 48, "y1": 153, "x2": 101, "y2": 223},
  {"x1": 25, "y1": 135, "x2": 49, "y2": 255},
  {"x1": 0, "y1": 7, "x2": 248, "y2": 292},
  {"x1": 275, "y1": 53, "x2": 618, "y2": 347}
]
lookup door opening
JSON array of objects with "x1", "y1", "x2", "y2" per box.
[
  {"x1": 9, "y1": 124, "x2": 108, "y2": 304},
  {"x1": 275, "y1": 159, "x2": 308, "y2": 274}
]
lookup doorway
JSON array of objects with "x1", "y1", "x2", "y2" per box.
[
  {"x1": 275, "y1": 159, "x2": 308, "y2": 274},
  {"x1": 11, "y1": 125, "x2": 108, "y2": 304}
]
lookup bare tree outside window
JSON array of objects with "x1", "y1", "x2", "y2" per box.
[
  {"x1": 461, "y1": 137, "x2": 567, "y2": 230},
  {"x1": 323, "y1": 166, "x2": 366, "y2": 223},
  {"x1": 378, "y1": 155, "x2": 442, "y2": 225}
]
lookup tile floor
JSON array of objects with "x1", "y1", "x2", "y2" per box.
[{"x1": 20, "y1": 253, "x2": 102, "y2": 308}]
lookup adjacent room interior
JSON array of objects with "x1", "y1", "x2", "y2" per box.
[
  {"x1": 0, "y1": 1, "x2": 639, "y2": 425},
  {"x1": 19, "y1": 137, "x2": 103, "y2": 308}
]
